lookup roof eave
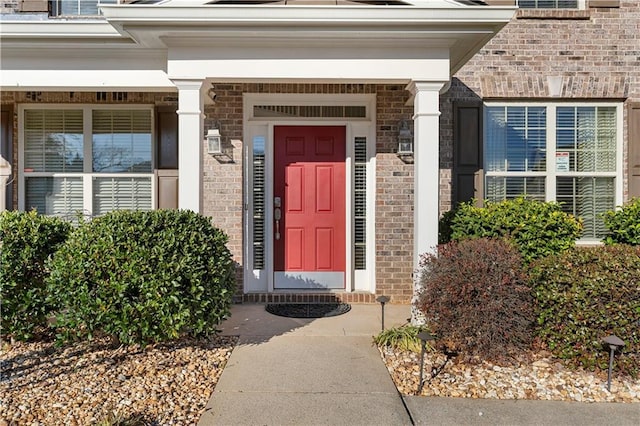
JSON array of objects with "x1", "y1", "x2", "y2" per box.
[{"x1": 99, "y1": 4, "x2": 515, "y2": 26}]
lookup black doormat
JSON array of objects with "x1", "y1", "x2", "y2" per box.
[{"x1": 265, "y1": 303, "x2": 351, "y2": 318}]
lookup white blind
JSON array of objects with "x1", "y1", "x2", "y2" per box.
[
  {"x1": 486, "y1": 176, "x2": 546, "y2": 202},
  {"x1": 93, "y1": 177, "x2": 152, "y2": 216},
  {"x1": 92, "y1": 110, "x2": 152, "y2": 173},
  {"x1": 25, "y1": 177, "x2": 84, "y2": 217},
  {"x1": 485, "y1": 106, "x2": 547, "y2": 173},
  {"x1": 24, "y1": 109, "x2": 83, "y2": 173},
  {"x1": 56, "y1": 0, "x2": 117, "y2": 16},
  {"x1": 557, "y1": 177, "x2": 614, "y2": 239},
  {"x1": 354, "y1": 137, "x2": 367, "y2": 270},
  {"x1": 252, "y1": 136, "x2": 266, "y2": 270},
  {"x1": 556, "y1": 107, "x2": 616, "y2": 173},
  {"x1": 517, "y1": 0, "x2": 578, "y2": 8}
]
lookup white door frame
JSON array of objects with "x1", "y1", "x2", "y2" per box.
[{"x1": 243, "y1": 93, "x2": 376, "y2": 294}]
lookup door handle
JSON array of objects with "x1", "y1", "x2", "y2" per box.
[
  {"x1": 274, "y1": 207, "x2": 281, "y2": 240},
  {"x1": 274, "y1": 197, "x2": 282, "y2": 240}
]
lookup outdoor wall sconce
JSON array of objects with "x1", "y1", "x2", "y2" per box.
[
  {"x1": 207, "y1": 86, "x2": 217, "y2": 103},
  {"x1": 603, "y1": 334, "x2": 625, "y2": 392},
  {"x1": 397, "y1": 119, "x2": 413, "y2": 156},
  {"x1": 206, "y1": 127, "x2": 223, "y2": 155}
]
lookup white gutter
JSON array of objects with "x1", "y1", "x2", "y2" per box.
[
  {"x1": 99, "y1": 4, "x2": 515, "y2": 26},
  {"x1": 0, "y1": 20, "x2": 125, "y2": 40}
]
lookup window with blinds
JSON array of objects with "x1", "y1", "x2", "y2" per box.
[
  {"x1": 92, "y1": 110, "x2": 152, "y2": 173},
  {"x1": 25, "y1": 177, "x2": 83, "y2": 218},
  {"x1": 484, "y1": 104, "x2": 619, "y2": 241},
  {"x1": 24, "y1": 110, "x2": 84, "y2": 173},
  {"x1": 485, "y1": 106, "x2": 547, "y2": 173},
  {"x1": 517, "y1": 0, "x2": 578, "y2": 8},
  {"x1": 556, "y1": 107, "x2": 616, "y2": 173},
  {"x1": 486, "y1": 176, "x2": 546, "y2": 201},
  {"x1": 557, "y1": 177, "x2": 614, "y2": 239},
  {"x1": 22, "y1": 107, "x2": 153, "y2": 218},
  {"x1": 50, "y1": 0, "x2": 117, "y2": 17},
  {"x1": 93, "y1": 177, "x2": 152, "y2": 216}
]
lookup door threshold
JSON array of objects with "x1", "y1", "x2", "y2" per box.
[{"x1": 242, "y1": 292, "x2": 377, "y2": 304}]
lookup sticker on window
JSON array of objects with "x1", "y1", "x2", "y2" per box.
[{"x1": 556, "y1": 152, "x2": 570, "y2": 172}]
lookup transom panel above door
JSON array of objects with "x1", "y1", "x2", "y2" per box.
[{"x1": 274, "y1": 125, "x2": 346, "y2": 289}]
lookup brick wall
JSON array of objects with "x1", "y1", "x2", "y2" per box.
[
  {"x1": 204, "y1": 83, "x2": 416, "y2": 302},
  {"x1": 374, "y1": 85, "x2": 415, "y2": 302},
  {"x1": 1, "y1": 0, "x2": 20, "y2": 14},
  {"x1": 443, "y1": 0, "x2": 640, "y2": 205}
]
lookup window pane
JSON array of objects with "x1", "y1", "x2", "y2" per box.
[
  {"x1": 54, "y1": 0, "x2": 117, "y2": 16},
  {"x1": 557, "y1": 106, "x2": 616, "y2": 173},
  {"x1": 24, "y1": 110, "x2": 83, "y2": 173},
  {"x1": 93, "y1": 177, "x2": 152, "y2": 216},
  {"x1": 485, "y1": 106, "x2": 546, "y2": 173},
  {"x1": 557, "y1": 177, "x2": 614, "y2": 239},
  {"x1": 486, "y1": 176, "x2": 546, "y2": 202},
  {"x1": 92, "y1": 110, "x2": 152, "y2": 173},
  {"x1": 25, "y1": 177, "x2": 83, "y2": 217}
]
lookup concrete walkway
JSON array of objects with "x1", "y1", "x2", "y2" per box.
[{"x1": 198, "y1": 304, "x2": 640, "y2": 426}]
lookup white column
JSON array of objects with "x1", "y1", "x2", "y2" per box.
[
  {"x1": 408, "y1": 81, "x2": 446, "y2": 265},
  {"x1": 174, "y1": 79, "x2": 205, "y2": 213},
  {"x1": 407, "y1": 81, "x2": 446, "y2": 324}
]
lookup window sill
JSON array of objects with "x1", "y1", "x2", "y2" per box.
[{"x1": 575, "y1": 239, "x2": 604, "y2": 247}]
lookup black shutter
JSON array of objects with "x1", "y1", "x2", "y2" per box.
[{"x1": 453, "y1": 101, "x2": 483, "y2": 206}]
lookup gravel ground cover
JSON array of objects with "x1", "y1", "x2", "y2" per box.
[
  {"x1": 0, "y1": 335, "x2": 237, "y2": 425},
  {"x1": 380, "y1": 347, "x2": 640, "y2": 403}
]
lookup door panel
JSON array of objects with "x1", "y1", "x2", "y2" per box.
[{"x1": 274, "y1": 126, "x2": 346, "y2": 289}]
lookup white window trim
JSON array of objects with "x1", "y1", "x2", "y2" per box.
[
  {"x1": 18, "y1": 104, "x2": 156, "y2": 217},
  {"x1": 243, "y1": 93, "x2": 376, "y2": 295},
  {"x1": 483, "y1": 101, "x2": 623, "y2": 241}
]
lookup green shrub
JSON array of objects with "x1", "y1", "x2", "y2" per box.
[
  {"x1": 530, "y1": 245, "x2": 640, "y2": 376},
  {"x1": 374, "y1": 325, "x2": 433, "y2": 353},
  {"x1": 445, "y1": 197, "x2": 582, "y2": 263},
  {"x1": 438, "y1": 207, "x2": 457, "y2": 244},
  {"x1": 0, "y1": 210, "x2": 71, "y2": 340},
  {"x1": 416, "y1": 238, "x2": 535, "y2": 363},
  {"x1": 603, "y1": 198, "x2": 640, "y2": 246},
  {"x1": 47, "y1": 210, "x2": 235, "y2": 346}
]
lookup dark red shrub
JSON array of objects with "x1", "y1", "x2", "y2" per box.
[{"x1": 416, "y1": 238, "x2": 535, "y2": 363}]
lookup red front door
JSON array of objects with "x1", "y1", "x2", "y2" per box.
[{"x1": 274, "y1": 126, "x2": 346, "y2": 289}]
